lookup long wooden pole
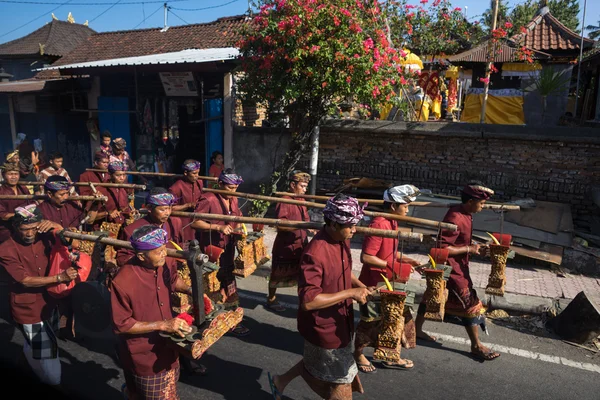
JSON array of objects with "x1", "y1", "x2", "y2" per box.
[
  {"x1": 160, "y1": 210, "x2": 423, "y2": 241},
  {"x1": 18, "y1": 181, "x2": 147, "y2": 190},
  {"x1": 202, "y1": 188, "x2": 457, "y2": 231},
  {"x1": 273, "y1": 192, "x2": 519, "y2": 210},
  {"x1": 0, "y1": 195, "x2": 107, "y2": 201},
  {"x1": 61, "y1": 230, "x2": 209, "y2": 263},
  {"x1": 86, "y1": 168, "x2": 218, "y2": 181}
]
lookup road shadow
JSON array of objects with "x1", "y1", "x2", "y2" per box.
[
  {"x1": 179, "y1": 352, "x2": 273, "y2": 400},
  {"x1": 0, "y1": 320, "x2": 122, "y2": 400},
  {"x1": 231, "y1": 314, "x2": 304, "y2": 356},
  {"x1": 238, "y1": 287, "x2": 300, "y2": 320}
]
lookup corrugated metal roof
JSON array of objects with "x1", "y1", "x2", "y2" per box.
[
  {"x1": 39, "y1": 47, "x2": 240, "y2": 71},
  {"x1": 447, "y1": 40, "x2": 550, "y2": 63}
]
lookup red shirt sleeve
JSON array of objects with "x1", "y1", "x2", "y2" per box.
[
  {"x1": 194, "y1": 196, "x2": 211, "y2": 215},
  {"x1": 275, "y1": 202, "x2": 291, "y2": 220},
  {"x1": 298, "y1": 251, "x2": 323, "y2": 305},
  {"x1": 168, "y1": 182, "x2": 182, "y2": 204},
  {"x1": 110, "y1": 280, "x2": 137, "y2": 333},
  {"x1": 362, "y1": 220, "x2": 384, "y2": 256},
  {"x1": 441, "y1": 210, "x2": 460, "y2": 248},
  {"x1": 0, "y1": 201, "x2": 10, "y2": 220},
  {"x1": 0, "y1": 244, "x2": 28, "y2": 282}
]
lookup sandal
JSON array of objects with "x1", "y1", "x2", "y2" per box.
[
  {"x1": 230, "y1": 323, "x2": 250, "y2": 337},
  {"x1": 471, "y1": 349, "x2": 500, "y2": 362},
  {"x1": 266, "y1": 300, "x2": 286, "y2": 313},
  {"x1": 267, "y1": 372, "x2": 282, "y2": 400},
  {"x1": 357, "y1": 362, "x2": 377, "y2": 374},
  {"x1": 381, "y1": 360, "x2": 414, "y2": 370}
]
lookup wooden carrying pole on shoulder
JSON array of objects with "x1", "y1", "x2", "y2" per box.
[
  {"x1": 159, "y1": 210, "x2": 423, "y2": 241},
  {"x1": 0, "y1": 195, "x2": 107, "y2": 202},
  {"x1": 86, "y1": 168, "x2": 218, "y2": 182},
  {"x1": 18, "y1": 181, "x2": 147, "y2": 190},
  {"x1": 202, "y1": 188, "x2": 457, "y2": 231},
  {"x1": 60, "y1": 230, "x2": 209, "y2": 263},
  {"x1": 273, "y1": 192, "x2": 520, "y2": 211}
]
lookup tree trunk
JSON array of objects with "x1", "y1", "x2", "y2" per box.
[{"x1": 308, "y1": 125, "x2": 320, "y2": 195}]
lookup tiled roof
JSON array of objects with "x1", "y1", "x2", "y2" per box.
[
  {"x1": 447, "y1": 40, "x2": 550, "y2": 63},
  {"x1": 512, "y1": 7, "x2": 595, "y2": 52},
  {"x1": 53, "y1": 15, "x2": 248, "y2": 67},
  {"x1": 0, "y1": 79, "x2": 49, "y2": 93},
  {"x1": 0, "y1": 20, "x2": 95, "y2": 57}
]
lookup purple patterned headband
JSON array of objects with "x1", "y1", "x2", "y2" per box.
[
  {"x1": 108, "y1": 161, "x2": 127, "y2": 174},
  {"x1": 14, "y1": 204, "x2": 43, "y2": 225},
  {"x1": 146, "y1": 192, "x2": 177, "y2": 206},
  {"x1": 44, "y1": 179, "x2": 72, "y2": 192},
  {"x1": 219, "y1": 171, "x2": 244, "y2": 185},
  {"x1": 182, "y1": 160, "x2": 201, "y2": 172},
  {"x1": 323, "y1": 195, "x2": 366, "y2": 225},
  {"x1": 130, "y1": 227, "x2": 168, "y2": 251}
]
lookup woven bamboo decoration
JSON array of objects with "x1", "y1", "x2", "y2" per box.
[
  {"x1": 486, "y1": 244, "x2": 510, "y2": 296},
  {"x1": 373, "y1": 291, "x2": 407, "y2": 363},
  {"x1": 422, "y1": 269, "x2": 447, "y2": 321}
]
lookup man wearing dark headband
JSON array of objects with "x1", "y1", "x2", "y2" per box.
[
  {"x1": 0, "y1": 162, "x2": 34, "y2": 243},
  {"x1": 269, "y1": 194, "x2": 372, "y2": 400},
  {"x1": 169, "y1": 159, "x2": 204, "y2": 242},
  {"x1": 267, "y1": 170, "x2": 313, "y2": 312},
  {"x1": 416, "y1": 182, "x2": 500, "y2": 361},
  {"x1": 38, "y1": 176, "x2": 100, "y2": 229},
  {"x1": 111, "y1": 225, "x2": 193, "y2": 400},
  {"x1": 116, "y1": 187, "x2": 183, "y2": 267},
  {"x1": 78, "y1": 151, "x2": 110, "y2": 196},
  {"x1": 0, "y1": 205, "x2": 76, "y2": 389},
  {"x1": 92, "y1": 161, "x2": 134, "y2": 229},
  {"x1": 191, "y1": 168, "x2": 250, "y2": 336}
]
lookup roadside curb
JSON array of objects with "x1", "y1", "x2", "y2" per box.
[{"x1": 252, "y1": 264, "x2": 572, "y2": 315}]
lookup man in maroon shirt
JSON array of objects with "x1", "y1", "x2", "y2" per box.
[
  {"x1": 191, "y1": 169, "x2": 250, "y2": 336},
  {"x1": 37, "y1": 176, "x2": 100, "y2": 229},
  {"x1": 0, "y1": 205, "x2": 78, "y2": 388},
  {"x1": 93, "y1": 161, "x2": 134, "y2": 229},
  {"x1": 354, "y1": 185, "x2": 421, "y2": 373},
  {"x1": 269, "y1": 194, "x2": 372, "y2": 400},
  {"x1": 111, "y1": 225, "x2": 194, "y2": 400},
  {"x1": 116, "y1": 188, "x2": 183, "y2": 267},
  {"x1": 267, "y1": 170, "x2": 313, "y2": 312},
  {"x1": 416, "y1": 183, "x2": 500, "y2": 362},
  {"x1": 168, "y1": 159, "x2": 204, "y2": 242},
  {"x1": 0, "y1": 162, "x2": 34, "y2": 243},
  {"x1": 78, "y1": 151, "x2": 110, "y2": 196}
]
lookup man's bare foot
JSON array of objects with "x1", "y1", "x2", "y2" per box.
[
  {"x1": 416, "y1": 331, "x2": 437, "y2": 342},
  {"x1": 471, "y1": 345, "x2": 500, "y2": 361},
  {"x1": 355, "y1": 353, "x2": 376, "y2": 373}
]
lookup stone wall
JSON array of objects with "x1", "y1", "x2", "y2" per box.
[{"x1": 311, "y1": 120, "x2": 600, "y2": 227}]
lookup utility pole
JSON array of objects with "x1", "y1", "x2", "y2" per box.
[
  {"x1": 163, "y1": 3, "x2": 168, "y2": 29},
  {"x1": 574, "y1": 0, "x2": 587, "y2": 116},
  {"x1": 480, "y1": 0, "x2": 499, "y2": 124}
]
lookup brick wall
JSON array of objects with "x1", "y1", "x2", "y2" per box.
[{"x1": 311, "y1": 121, "x2": 600, "y2": 227}]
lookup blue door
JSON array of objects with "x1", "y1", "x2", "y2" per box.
[{"x1": 204, "y1": 99, "x2": 223, "y2": 172}]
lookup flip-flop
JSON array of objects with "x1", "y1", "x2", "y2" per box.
[
  {"x1": 267, "y1": 372, "x2": 282, "y2": 400},
  {"x1": 381, "y1": 360, "x2": 414, "y2": 370},
  {"x1": 471, "y1": 350, "x2": 500, "y2": 362},
  {"x1": 230, "y1": 324, "x2": 251, "y2": 337},
  {"x1": 357, "y1": 362, "x2": 377, "y2": 374},
  {"x1": 266, "y1": 301, "x2": 286, "y2": 313}
]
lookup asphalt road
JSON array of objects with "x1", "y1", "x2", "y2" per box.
[{"x1": 1, "y1": 276, "x2": 599, "y2": 400}]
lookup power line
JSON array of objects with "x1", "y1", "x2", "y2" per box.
[
  {"x1": 133, "y1": 2, "x2": 162, "y2": 29},
  {"x1": 0, "y1": 0, "x2": 72, "y2": 39},
  {"x1": 89, "y1": 0, "x2": 123, "y2": 23},
  {"x1": 168, "y1": 8, "x2": 189, "y2": 25},
  {"x1": 170, "y1": 0, "x2": 241, "y2": 12}
]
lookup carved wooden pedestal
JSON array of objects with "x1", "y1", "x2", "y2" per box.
[
  {"x1": 486, "y1": 244, "x2": 510, "y2": 296},
  {"x1": 373, "y1": 291, "x2": 407, "y2": 364}
]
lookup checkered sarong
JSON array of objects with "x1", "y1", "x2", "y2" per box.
[
  {"x1": 21, "y1": 310, "x2": 59, "y2": 360},
  {"x1": 127, "y1": 367, "x2": 180, "y2": 400}
]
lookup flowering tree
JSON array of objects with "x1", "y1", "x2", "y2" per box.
[
  {"x1": 386, "y1": 0, "x2": 482, "y2": 59},
  {"x1": 237, "y1": 0, "x2": 412, "y2": 197}
]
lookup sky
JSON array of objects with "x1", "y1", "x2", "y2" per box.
[{"x1": 0, "y1": 0, "x2": 598, "y2": 45}]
